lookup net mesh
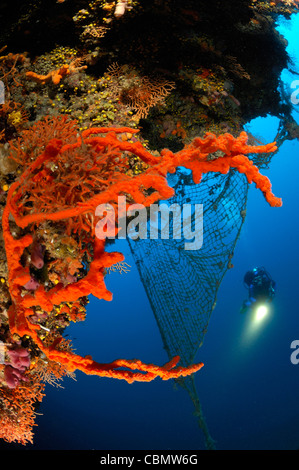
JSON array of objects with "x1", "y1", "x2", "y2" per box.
[{"x1": 128, "y1": 167, "x2": 249, "y2": 449}]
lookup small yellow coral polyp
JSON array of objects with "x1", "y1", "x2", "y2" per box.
[
  {"x1": 2, "y1": 118, "x2": 281, "y2": 385},
  {"x1": 7, "y1": 110, "x2": 23, "y2": 127}
]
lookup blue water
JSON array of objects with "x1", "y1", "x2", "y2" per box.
[{"x1": 21, "y1": 14, "x2": 299, "y2": 450}]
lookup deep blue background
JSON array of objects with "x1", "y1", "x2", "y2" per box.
[{"x1": 14, "y1": 13, "x2": 299, "y2": 451}]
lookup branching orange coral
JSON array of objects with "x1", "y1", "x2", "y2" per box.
[
  {"x1": 0, "y1": 375, "x2": 45, "y2": 445},
  {"x1": 25, "y1": 59, "x2": 87, "y2": 85},
  {"x1": 2, "y1": 119, "x2": 281, "y2": 386}
]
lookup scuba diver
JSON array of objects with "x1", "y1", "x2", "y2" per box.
[{"x1": 240, "y1": 267, "x2": 276, "y2": 314}]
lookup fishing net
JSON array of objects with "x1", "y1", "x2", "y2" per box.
[{"x1": 128, "y1": 167, "x2": 249, "y2": 449}]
